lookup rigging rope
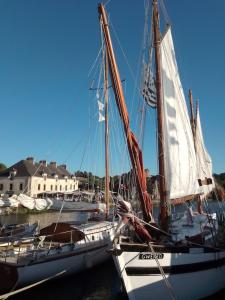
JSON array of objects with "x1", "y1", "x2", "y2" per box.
[
  {"x1": 148, "y1": 241, "x2": 176, "y2": 300},
  {"x1": 159, "y1": 0, "x2": 171, "y2": 26}
]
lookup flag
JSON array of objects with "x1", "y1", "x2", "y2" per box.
[
  {"x1": 98, "y1": 111, "x2": 105, "y2": 122},
  {"x1": 98, "y1": 100, "x2": 104, "y2": 111},
  {"x1": 142, "y1": 63, "x2": 157, "y2": 108}
]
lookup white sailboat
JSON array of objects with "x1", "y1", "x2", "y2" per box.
[
  {"x1": 0, "y1": 220, "x2": 117, "y2": 294},
  {"x1": 97, "y1": 1, "x2": 225, "y2": 299}
]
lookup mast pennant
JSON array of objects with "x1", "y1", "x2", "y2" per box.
[
  {"x1": 98, "y1": 100, "x2": 104, "y2": 111},
  {"x1": 97, "y1": 100, "x2": 105, "y2": 122},
  {"x1": 142, "y1": 62, "x2": 157, "y2": 108}
]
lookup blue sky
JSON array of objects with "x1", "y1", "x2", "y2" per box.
[{"x1": 0, "y1": 0, "x2": 224, "y2": 176}]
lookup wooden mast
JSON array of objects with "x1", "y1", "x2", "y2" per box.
[
  {"x1": 98, "y1": 3, "x2": 153, "y2": 223},
  {"x1": 189, "y1": 92, "x2": 203, "y2": 213},
  {"x1": 189, "y1": 89, "x2": 196, "y2": 139},
  {"x1": 104, "y1": 49, "x2": 110, "y2": 218},
  {"x1": 153, "y1": 0, "x2": 169, "y2": 230},
  {"x1": 195, "y1": 99, "x2": 203, "y2": 213}
]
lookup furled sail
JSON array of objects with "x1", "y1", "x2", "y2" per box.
[
  {"x1": 161, "y1": 28, "x2": 199, "y2": 200},
  {"x1": 195, "y1": 106, "x2": 214, "y2": 196},
  {"x1": 142, "y1": 62, "x2": 157, "y2": 108}
]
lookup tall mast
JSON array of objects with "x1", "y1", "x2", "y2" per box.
[
  {"x1": 188, "y1": 89, "x2": 196, "y2": 138},
  {"x1": 189, "y1": 91, "x2": 202, "y2": 212},
  {"x1": 153, "y1": 0, "x2": 169, "y2": 230},
  {"x1": 98, "y1": 3, "x2": 153, "y2": 223},
  {"x1": 104, "y1": 50, "x2": 110, "y2": 218}
]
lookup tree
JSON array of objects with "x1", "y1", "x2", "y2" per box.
[{"x1": 0, "y1": 163, "x2": 6, "y2": 172}]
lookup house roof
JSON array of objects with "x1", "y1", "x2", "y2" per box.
[{"x1": 0, "y1": 158, "x2": 75, "y2": 179}]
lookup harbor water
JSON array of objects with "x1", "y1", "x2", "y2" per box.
[{"x1": 0, "y1": 204, "x2": 225, "y2": 299}]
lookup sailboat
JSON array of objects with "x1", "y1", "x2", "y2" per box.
[{"x1": 98, "y1": 1, "x2": 225, "y2": 299}]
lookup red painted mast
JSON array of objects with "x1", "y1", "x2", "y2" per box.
[{"x1": 98, "y1": 3, "x2": 153, "y2": 223}]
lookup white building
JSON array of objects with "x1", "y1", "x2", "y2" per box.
[{"x1": 0, "y1": 157, "x2": 79, "y2": 197}]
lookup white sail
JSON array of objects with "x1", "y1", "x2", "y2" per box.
[
  {"x1": 195, "y1": 107, "x2": 214, "y2": 197},
  {"x1": 161, "y1": 28, "x2": 199, "y2": 199}
]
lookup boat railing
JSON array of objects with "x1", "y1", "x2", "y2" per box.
[
  {"x1": 171, "y1": 211, "x2": 185, "y2": 222},
  {"x1": 0, "y1": 227, "x2": 110, "y2": 263}
]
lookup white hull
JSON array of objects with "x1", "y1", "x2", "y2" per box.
[
  {"x1": 49, "y1": 199, "x2": 106, "y2": 212},
  {"x1": 0, "y1": 221, "x2": 117, "y2": 293},
  {"x1": 114, "y1": 245, "x2": 225, "y2": 300},
  {"x1": 16, "y1": 241, "x2": 109, "y2": 287}
]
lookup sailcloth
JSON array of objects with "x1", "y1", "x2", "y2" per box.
[
  {"x1": 195, "y1": 107, "x2": 214, "y2": 197},
  {"x1": 161, "y1": 28, "x2": 199, "y2": 200}
]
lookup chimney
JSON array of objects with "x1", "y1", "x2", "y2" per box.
[
  {"x1": 39, "y1": 160, "x2": 47, "y2": 167},
  {"x1": 26, "y1": 157, "x2": 34, "y2": 164},
  {"x1": 50, "y1": 161, "x2": 57, "y2": 168},
  {"x1": 60, "y1": 164, "x2": 67, "y2": 170}
]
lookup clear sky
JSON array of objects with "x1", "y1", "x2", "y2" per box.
[{"x1": 0, "y1": 0, "x2": 224, "y2": 176}]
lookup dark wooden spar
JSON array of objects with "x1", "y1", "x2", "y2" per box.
[{"x1": 153, "y1": 0, "x2": 170, "y2": 230}]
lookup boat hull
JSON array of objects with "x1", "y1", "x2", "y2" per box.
[
  {"x1": 0, "y1": 221, "x2": 117, "y2": 294},
  {"x1": 114, "y1": 246, "x2": 225, "y2": 300}
]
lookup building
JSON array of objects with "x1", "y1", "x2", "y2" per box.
[{"x1": 0, "y1": 157, "x2": 79, "y2": 197}]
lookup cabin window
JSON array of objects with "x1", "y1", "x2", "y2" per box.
[
  {"x1": 38, "y1": 184, "x2": 41, "y2": 191},
  {"x1": 0, "y1": 184, "x2": 3, "y2": 191},
  {"x1": 19, "y1": 183, "x2": 23, "y2": 191},
  {"x1": 9, "y1": 183, "x2": 13, "y2": 191}
]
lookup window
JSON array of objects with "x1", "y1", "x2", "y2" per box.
[
  {"x1": 43, "y1": 184, "x2": 46, "y2": 191},
  {"x1": 60, "y1": 185, "x2": 62, "y2": 191},
  {"x1": 65, "y1": 185, "x2": 67, "y2": 191},
  {"x1": 9, "y1": 183, "x2": 13, "y2": 191},
  {"x1": 55, "y1": 185, "x2": 57, "y2": 191},
  {"x1": 50, "y1": 185, "x2": 53, "y2": 191},
  {"x1": 0, "y1": 184, "x2": 3, "y2": 191},
  {"x1": 19, "y1": 183, "x2": 23, "y2": 191},
  {"x1": 70, "y1": 184, "x2": 72, "y2": 190},
  {"x1": 38, "y1": 184, "x2": 41, "y2": 191}
]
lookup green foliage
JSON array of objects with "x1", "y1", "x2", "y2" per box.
[
  {"x1": 0, "y1": 163, "x2": 7, "y2": 172},
  {"x1": 214, "y1": 173, "x2": 225, "y2": 191}
]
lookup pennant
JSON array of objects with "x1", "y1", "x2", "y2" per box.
[
  {"x1": 98, "y1": 100, "x2": 104, "y2": 111},
  {"x1": 98, "y1": 112, "x2": 105, "y2": 122}
]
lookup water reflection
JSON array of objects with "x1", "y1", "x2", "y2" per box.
[{"x1": 0, "y1": 210, "x2": 88, "y2": 229}]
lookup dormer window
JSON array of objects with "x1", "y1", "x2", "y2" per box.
[
  {"x1": 42, "y1": 173, "x2": 47, "y2": 180},
  {"x1": 9, "y1": 169, "x2": 17, "y2": 180},
  {"x1": 64, "y1": 176, "x2": 68, "y2": 182},
  {"x1": 54, "y1": 174, "x2": 58, "y2": 181}
]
